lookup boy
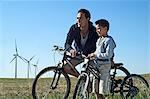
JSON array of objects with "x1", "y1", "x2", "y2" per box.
[{"x1": 88, "y1": 19, "x2": 116, "y2": 99}]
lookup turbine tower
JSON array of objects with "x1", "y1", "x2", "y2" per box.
[
  {"x1": 32, "y1": 58, "x2": 39, "y2": 77},
  {"x1": 22, "y1": 55, "x2": 35, "y2": 78},
  {"x1": 10, "y1": 40, "x2": 25, "y2": 78}
]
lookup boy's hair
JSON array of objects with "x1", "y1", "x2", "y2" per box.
[
  {"x1": 95, "y1": 19, "x2": 109, "y2": 31},
  {"x1": 78, "y1": 9, "x2": 91, "y2": 20}
]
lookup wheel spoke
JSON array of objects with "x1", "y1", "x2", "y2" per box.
[
  {"x1": 126, "y1": 91, "x2": 131, "y2": 98},
  {"x1": 73, "y1": 76, "x2": 89, "y2": 99},
  {"x1": 32, "y1": 66, "x2": 70, "y2": 99},
  {"x1": 121, "y1": 74, "x2": 149, "y2": 99}
]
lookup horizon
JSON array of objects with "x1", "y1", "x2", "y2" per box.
[{"x1": 0, "y1": 0, "x2": 149, "y2": 78}]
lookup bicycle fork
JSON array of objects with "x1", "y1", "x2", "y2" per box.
[
  {"x1": 78, "y1": 72, "x2": 89, "y2": 98},
  {"x1": 50, "y1": 69, "x2": 61, "y2": 89}
]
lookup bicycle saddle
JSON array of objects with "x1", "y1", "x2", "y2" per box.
[{"x1": 114, "y1": 63, "x2": 123, "y2": 67}]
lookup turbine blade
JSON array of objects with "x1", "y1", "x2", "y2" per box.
[
  {"x1": 15, "y1": 39, "x2": 18, "y2": 54},
  {"x1": 30, "y1": 62, "x2": 36, "y2": 66},
  {"x1": 18, "y1": 55, "x2": 27, "y2": 63},
  {"x1": 22, "y1": 57, "x2": 28, "y2": 62},
  {"x1": 10, "y1": 57, "x2": 16, "y2": 63},
  {"x1": 36, "y1": 66, "x2": 38, "y2": 72},
  {"x1": 21, "y1": 56, "x2": 28, "y2": 62},
  {"x1": 36, "y1": 58, "x2": 39, "y2": 65},
  {"x1": 31, "y1": 64, "x2": 36, "y2": 67},
  {"x1": 30, "y1": 55, "x2": 35, "y2": 61},
  {"x1": 31, "y1": 58, "x2": 39, "y2": 67}
]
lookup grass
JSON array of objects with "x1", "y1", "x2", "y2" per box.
[{"x1": 0, "y1": 74, "x2": 150, "y2": 99}]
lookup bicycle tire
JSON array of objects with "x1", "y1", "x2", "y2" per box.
[
  {"x1": 120, "y1": 74, "x2": 149, "y2": 99},
  {"x1": 32, "y1": 66, "x2": 70, "y2": 99},
  {"x1": 117, "y1": 66, "x2": 130, "y2": 76},
  {"x1": 73, "y1": 75, "x2": 89, "y2": 99},
  {"x1": 110, "y1": 66, "x2": 130, "y2": 96}
]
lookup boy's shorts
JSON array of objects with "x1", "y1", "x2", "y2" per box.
[{"x1": 92, "y1": 63, "x2": 111, "y2": 94}]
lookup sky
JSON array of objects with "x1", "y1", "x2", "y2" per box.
[{"x1": 0, "y1": 0, "x2": 149, "y2": 78}]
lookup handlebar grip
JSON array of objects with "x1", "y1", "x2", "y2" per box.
[{"x1": 53, "y1": 45, "x2": 65, "y2": 52}]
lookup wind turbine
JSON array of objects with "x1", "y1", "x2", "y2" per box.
[
  {"x1": 21, "y1": 55, "x2": 35, "y2": 78},
  {"x1": 10, "y1": 40, "x2": 25, "y2": 78},
  {"x1": 32, "y1": 58, "x2": 39, "y2": 77}
]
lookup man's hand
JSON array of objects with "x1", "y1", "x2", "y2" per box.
[
  {"x1": 70, "y1": 49, "x2": 77, "y2": 57},
  {"x1": 87, "y1": 53, "x2": 96, "y2": 60}
]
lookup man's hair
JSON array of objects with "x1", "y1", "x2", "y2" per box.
[
  {"x1": 95, "y1": 19, "x2": 109, "y2": 31},
  {"x1": 78, "y1": 9, "x2": 91, "y2": 20}
]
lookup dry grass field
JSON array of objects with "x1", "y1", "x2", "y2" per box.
[{"x1": 0, "y1": 74, "x2": 149, "y2": 99}]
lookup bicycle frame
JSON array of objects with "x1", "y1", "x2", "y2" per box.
[
  {"x1": 50, "y1": 51, "x2": 81, "y2": 90},
  {"x1": 50, "y1": 67, "x2": 62, "y2": 89},
  {"x1": 110, "y1": 66, "x2": 121, "y2": 94}
]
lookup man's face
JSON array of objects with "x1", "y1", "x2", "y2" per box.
[
  {"x1": 96, "y1": 24, "x2": 107, "y2": 36},
  {"x1": 77, "y1": 12, "x2": 89, "y2": 30}
]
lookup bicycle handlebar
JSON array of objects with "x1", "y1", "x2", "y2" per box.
[
  {"x1": 53, "y1": 45, "x2": 65, "y2": 52},
  {"x1": 52, "y1": 45, "x2": 87, "y2": 59}
]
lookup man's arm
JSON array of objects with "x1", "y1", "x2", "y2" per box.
[
  {"x1": 65, "y1": 25, "x2": 78, "y2": 57},
  {"x1": 65, "y1": 25, "x2": 75, "y2": 51}
]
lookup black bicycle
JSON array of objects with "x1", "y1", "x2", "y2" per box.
[
  {"x1": 32, "y1": 45, "x2": 82, "y2": 99},
  {"x1": 73, "y1": 57, "x2": 149, "y2": 99},
  {"x1": 73, "y1": 56, "x2": 131, "y2": 99}
]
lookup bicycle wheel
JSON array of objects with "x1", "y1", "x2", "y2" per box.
[
  {"x1": 73, "y1": 75, "x2": 89, "y2": 99},
  {"x1": 32, "y1": 66, "x2": 70, "y2": 99},
  {"x1": 120, "y1": 74, "x2": 149, "y2": 99},
  {"x1": 110, "y1": 66, "x2": 130, "y2": 96}
]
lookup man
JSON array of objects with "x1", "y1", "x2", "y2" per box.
[{"x1": 64, "y1": 8, "x2": 99, "y2": 77}]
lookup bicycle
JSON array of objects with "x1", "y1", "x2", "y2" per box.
[
  {"x1": 73, "y1": 56, "x2": 130, "y2": 99},
  {"x1": 32, "y1": 45, "x2": 83, "y2": 99},
  {"x1": 120, "y1": 74, "x2": 149, "y2": 99}
]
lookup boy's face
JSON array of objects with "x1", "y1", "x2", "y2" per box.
[{"x1": 96, "y1": 24, "x2": 108, "y2": 37}]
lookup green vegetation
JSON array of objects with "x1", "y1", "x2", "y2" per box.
[{"x1": 0, "y1": 74, "x2": 150, "y2": 98}]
